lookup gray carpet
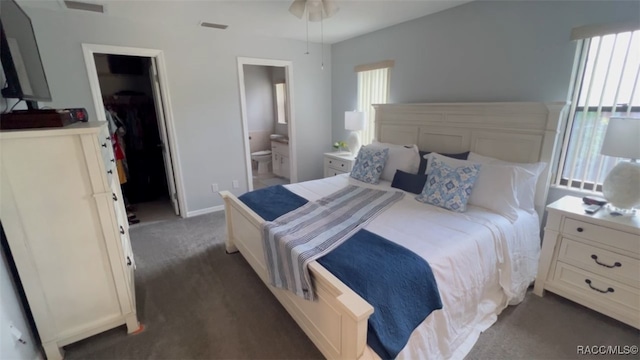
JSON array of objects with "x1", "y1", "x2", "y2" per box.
[{"x1": 64, "y1": 212, "x2": 639, "y2": 359}]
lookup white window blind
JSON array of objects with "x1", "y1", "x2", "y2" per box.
[
  {"x1": 357, "y1": 64, "x2": 391, "y2": 145},
  {"x1": 556, "y1": 29, "x2": 640, "y2": 192}
]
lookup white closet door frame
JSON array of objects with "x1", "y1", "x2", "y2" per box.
[{"x1": 82, "y1": 43, "x2": 186, "y2": 217}]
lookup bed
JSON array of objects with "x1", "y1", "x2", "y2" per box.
[{"x1": 220, "y1": 102, "x2": 568, "y2": 359}]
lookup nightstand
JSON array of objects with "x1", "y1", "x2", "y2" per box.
[
  {"x1": 324, "y1": 152, "x2": 355, "y2": 177},
  {"x1": 534, "y1": 196, "x2": 640, "y2": 329}
]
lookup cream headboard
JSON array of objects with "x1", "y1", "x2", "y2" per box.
[{"x1": 373, "y1": 102, "x2": 569, "y2": 220}]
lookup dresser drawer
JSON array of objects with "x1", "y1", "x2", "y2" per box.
[
  {"x1": 324, "y1": 168, "x2": 348, "y2": 177},
  {"x1": 558, "y1": 238, "x2": 639, "y2": 288},
  {"x1": 553, "y1": 262, "x2": 640, "y2": 317},
  {"x1": 563, "y1": 218, "x2": 639, "y2": 254},
  {"x1": 324, "y1": 157, "x2": 351, "y2": 172}
]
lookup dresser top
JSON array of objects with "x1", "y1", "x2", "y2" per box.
[
  {"x1": 548, "y1": 196, "x2": 640, "y2": 233},
  {"x1": 0, "y1": 122, "x2": 106, "y2": 139},
  {"x1": 324, "y1": 151, "x2": 355, "y2": 161}
]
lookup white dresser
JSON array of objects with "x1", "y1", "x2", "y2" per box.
[
  {"x1": 534, "y1": 196, "x2": 640, "y2": 329},
  {"x1": 323, "y1": 152, "x2": 355, "y2": 177},
  {"x1": 0, "y1": 122, "x2": 139, "y2": 360}
]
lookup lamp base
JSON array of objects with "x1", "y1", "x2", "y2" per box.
[
  {"x1": 602, "y1": 160, "x2": 640, "y2": 211},
  {"x1": 346, "y1": 131, "x2": 361, "y2": 157}
]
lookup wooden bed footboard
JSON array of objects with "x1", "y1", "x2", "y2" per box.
[{"x1": 220, "y1": 191, "x2": 375, "y2": 360}]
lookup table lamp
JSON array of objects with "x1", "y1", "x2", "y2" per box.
[
  {"x1": 345, "y1": 111, "x2": 365, "y2": 157},
  {"x1": 600, "y1": 117, "x2": 640, "y2": 213}
]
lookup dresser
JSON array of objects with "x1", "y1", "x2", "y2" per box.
[
  {"x1": 0, "y1": 123, "x2": 139, "y2": 360},
  {"x1": 323, "y1": 152, "x2": 355, "y2": 177},
  {"x1": 534, "y1": 196, "x2": 640, "y2": 328}
]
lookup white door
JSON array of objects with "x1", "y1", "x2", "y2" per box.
[{"x1": 149, "y1": 58, "x2": 179, "y2": 215}]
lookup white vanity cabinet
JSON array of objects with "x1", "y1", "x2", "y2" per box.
[
  {"x1": 271, "y1": 140, "x2": 290, "y2": 179},
  {"x1": 0, "y1": 122, "x2": 139, "y2": 360}
]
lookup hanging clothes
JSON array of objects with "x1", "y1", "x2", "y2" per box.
[{"x1": 105, "y1": 108, "x2": 129, "y2": 184}]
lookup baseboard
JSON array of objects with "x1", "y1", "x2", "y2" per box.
[{"x1": 186, "y1": 205, "x2": 224, "y2": 217}]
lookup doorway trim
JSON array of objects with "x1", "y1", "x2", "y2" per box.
[
  {"x1": 236, "y1": 57, "x2": 298, "y2": 191},
  {"x1": 81, "y1": 43, "x2": 187, "y2": 217}
]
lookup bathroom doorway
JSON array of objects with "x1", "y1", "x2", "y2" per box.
[{"x1": 237, "y1": 57, "x2": 297, "y2": 191}]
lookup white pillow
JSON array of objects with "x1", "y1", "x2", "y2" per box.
[
  {"x1": 468, "y1": 152, "x2": 546, "y2": 214},
  {"x1": 370, "y1": 141, "x2": 420, "y2": 181},
  {"x1": 426, "y1": 153, "x2": 522, "y2": 222}
]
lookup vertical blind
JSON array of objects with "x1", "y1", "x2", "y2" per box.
[
  {"x1": 357, "y1": 66, "x2": 390, "y2": 145},
  {"x1": 556, "y1": 29, "x2": 640, "y2": 192}
]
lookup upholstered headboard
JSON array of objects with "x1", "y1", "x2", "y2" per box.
[{"x1": 373, "y1": 102, "x2": 569, "y2": 220}]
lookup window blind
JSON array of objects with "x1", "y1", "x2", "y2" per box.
[{"x1": 357, "y1": 67, "x2": 390, "y2": 145}]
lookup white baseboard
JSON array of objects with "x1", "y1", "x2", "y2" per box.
[{"x1": 186, "y1": 205, "x2": 224, "y2": 217}]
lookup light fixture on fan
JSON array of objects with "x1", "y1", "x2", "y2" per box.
[
  {"x1": 288, "y1": 0, "x2": 339, "y2": 68},
  {"x1": 600, "y1": 117, "x2": 640, "y2": 214}
]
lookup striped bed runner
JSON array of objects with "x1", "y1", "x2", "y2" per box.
[{"x1": 262, "y1": 185, "x2": 404, "y2": 300}]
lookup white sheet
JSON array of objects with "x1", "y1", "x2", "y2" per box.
[{"x1": 285, "y1": 174, "x2": 540, "y2": 360}]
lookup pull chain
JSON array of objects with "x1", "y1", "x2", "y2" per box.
[
  {"x1": 321, "y1": 15, "x2": 324, "y2": 70},
  {"x1": 305, "y1": 10, "x2": 309, "y2": 55}
]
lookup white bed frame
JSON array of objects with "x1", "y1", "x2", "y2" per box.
[{"x1": 220, "y1": 102, "x2": 568, "y2": 359}]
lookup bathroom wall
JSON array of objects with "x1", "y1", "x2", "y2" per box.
[
  {"x1": 244, "y1": 64, "x2": 275, "y2": 153},
  {"x1": 271, "y1": 66, "x2": 288, "y2": 136}
]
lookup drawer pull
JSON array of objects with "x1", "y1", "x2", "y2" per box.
[
  {"x1": 107, "y1": 170, "x2": 113, "y2": 174},
  {"x1": 590, "y1": 254, "x2": 621, "y2": 268},
  {"x1": 112, "y1": 193, "x2": 118, "y2": 201},
  {"x1": 111, "y1": 158, "x2": 115, "y2": 163},
  {"x1": 576, "y1": 227, "x2": 584, "y2": 232},
  {"x1": 329, "y1": 160, "x2": 332, "y2": 164},
  {"x1": 102, "y1": 143, "x2": 107, "y2": 148},
  {"x1": 341, "y1": 164, "x2": 344, "y2": 167},
  {"x1": 126, "y1": 256, "x2": 132, "y2": 266},
  {"x1": 584, "y1": 279, "x2": 614, "y2": 294},
  {"x1": 106, "y1": 136, "x2": 111, "y2": 140},
  {"x1": 120, "y1": 226, "x2": 125, "y2": 235}
]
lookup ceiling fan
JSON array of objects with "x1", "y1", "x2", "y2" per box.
[{"x1": 288, "y1": 0, "x2": 339, "y2": 22}]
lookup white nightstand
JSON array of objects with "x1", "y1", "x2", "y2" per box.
[
  {"x1": 324, "y1": 152, "x2": 355, "y2": 177},
  {"x1": 534, "y1": 196, "x2": 640, "y2": 329}
]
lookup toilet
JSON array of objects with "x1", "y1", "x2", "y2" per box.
[{"x1": 251, "y1": 150, "x2": 272, "y2": 174}]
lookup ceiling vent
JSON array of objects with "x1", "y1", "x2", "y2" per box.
[
  {"x1": 64, "y1": 1, "x2": 104, "y2": 13},
  {"x1": 200, "y1": 22, "x2": 228, "y2": 30}
]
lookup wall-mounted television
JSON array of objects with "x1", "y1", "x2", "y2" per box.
[{"x1": 1, "y1": 0, "x2": 51, "y2": 109}]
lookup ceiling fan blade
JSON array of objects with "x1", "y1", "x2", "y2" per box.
[
  {"x1": 322, "y1": 0, "x2": 339, "y2": 18},
  {"x1": 288, "y1": 0, "x2": 307, "y2": 19}
]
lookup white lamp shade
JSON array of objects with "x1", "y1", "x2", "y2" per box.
[
  {"x1": 601, "y1": 117, "x2": 640, "y2": 159},
  {"x1": 345, "y1": 111, "x2": 365, "y2": 131}
]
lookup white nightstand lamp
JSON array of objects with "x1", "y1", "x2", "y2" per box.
[
  {"x1": 345, "y1": 111, "x2": 365, "y2": 157},
  {"x1": 600, "y1": 117, "x2": 640, "y2": 213}
]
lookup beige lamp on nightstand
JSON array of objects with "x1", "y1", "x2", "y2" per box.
[
  {"x1": 600, "y1": 117, "x2": 640, "y2": 213},
  {"x1": 345, "y1": 111, "x2": 365, "y2": 157}
]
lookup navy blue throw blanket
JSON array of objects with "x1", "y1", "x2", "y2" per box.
[{"x1": 238, "y1": 185, "x2": 442, "y2": 359}]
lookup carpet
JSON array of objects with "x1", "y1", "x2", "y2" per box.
[{"x1": 64, "y1": 212, "x2": 639, "y2": 359}]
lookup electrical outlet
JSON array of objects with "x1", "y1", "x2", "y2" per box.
[
  {"x1": 211, "y1": 183, "x2": 218, "y2": 192},
  {"x1": 232, "y1": 180, "x2": 239, "y2": 189}
]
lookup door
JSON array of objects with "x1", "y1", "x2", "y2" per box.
[{"x1": 149, "y1": 58, "x2": 179, "y2": 215}]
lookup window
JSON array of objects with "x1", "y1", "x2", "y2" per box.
[
  {"x1": 356, "y1": 61, "x2": 393, "y2": 145},
  {"x1": 556, "y1": 27, "x2": 640, "y2": 192},
  {"x1": 275, "y1": 83, "x2": 288, "y2": 124}
]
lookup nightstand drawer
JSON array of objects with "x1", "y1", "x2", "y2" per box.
[
  {"x1": 563, "y1": 218, "x2": 639, "y2": 254},
  {"x1": 558, "y1": 238, "x2": 639, "y2": 288},
  {"x1": 324, "y1": 157, "x2": 351, "y2": 171},
  {"x1": 553, "y1": 262, "x2": 640, "y2": 318},
  {"x1": 324, "y1": 168, "x2": 348, "y2": 177}
]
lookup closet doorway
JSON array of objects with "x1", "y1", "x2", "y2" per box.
[
  {"x1": 83, "y1": 44, "x2": 184, "y2": 224},
  {"x1": 237, "y1": 57, "x2": 297, "y2": 191}
]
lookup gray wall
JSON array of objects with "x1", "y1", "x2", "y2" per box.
[
  {"x1": 331, "y1": 0, "x2": 640, "y2": 144},
  {"x1": 25, "y1": 6, "x2": 331, "y2": 213},
  {"x1": 244, "y1": 65, "x2": 275, "y2": 132}
]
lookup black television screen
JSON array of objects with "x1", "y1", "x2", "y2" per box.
[{"x1": 1, "y1": 0, "x2": 51, "y2": 103}]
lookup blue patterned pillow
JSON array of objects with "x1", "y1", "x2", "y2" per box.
[
  {"x1": 350, "y1": 147, "x2": 389, "y2": 184},
  {"x1": 415, "y1": 158, "x2": 480, "y2": 212}
]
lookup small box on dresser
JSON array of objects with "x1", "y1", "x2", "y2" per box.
[
  {"x1": 324, "y1": 152, "x2": 355, "y2": 178},
  {"x1": 534, "y1": 196, "x2": 640, "y2": 329}
]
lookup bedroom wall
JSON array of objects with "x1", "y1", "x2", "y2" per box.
[
  {"x1": 331, "y1": 0, "x2": 639, "y2": 204},
  {"x1": 22, "y1": 6, "x2": 332, "y2": 214}
]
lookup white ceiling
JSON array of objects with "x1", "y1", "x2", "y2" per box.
[{"x1": 18, "y1": 0, "x2": 472, "y2": 44}]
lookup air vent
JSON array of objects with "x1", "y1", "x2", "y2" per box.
[
  {"x1": 64, "y1": 1, "x2": 104, "y2": 13},
  {"x1": 200, "y1": 22, "x2": 228, "y2": 30}
]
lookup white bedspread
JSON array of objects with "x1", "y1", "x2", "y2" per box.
[{"x1": 285, "y1": 174, "x2": 540, "y2": 360}]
